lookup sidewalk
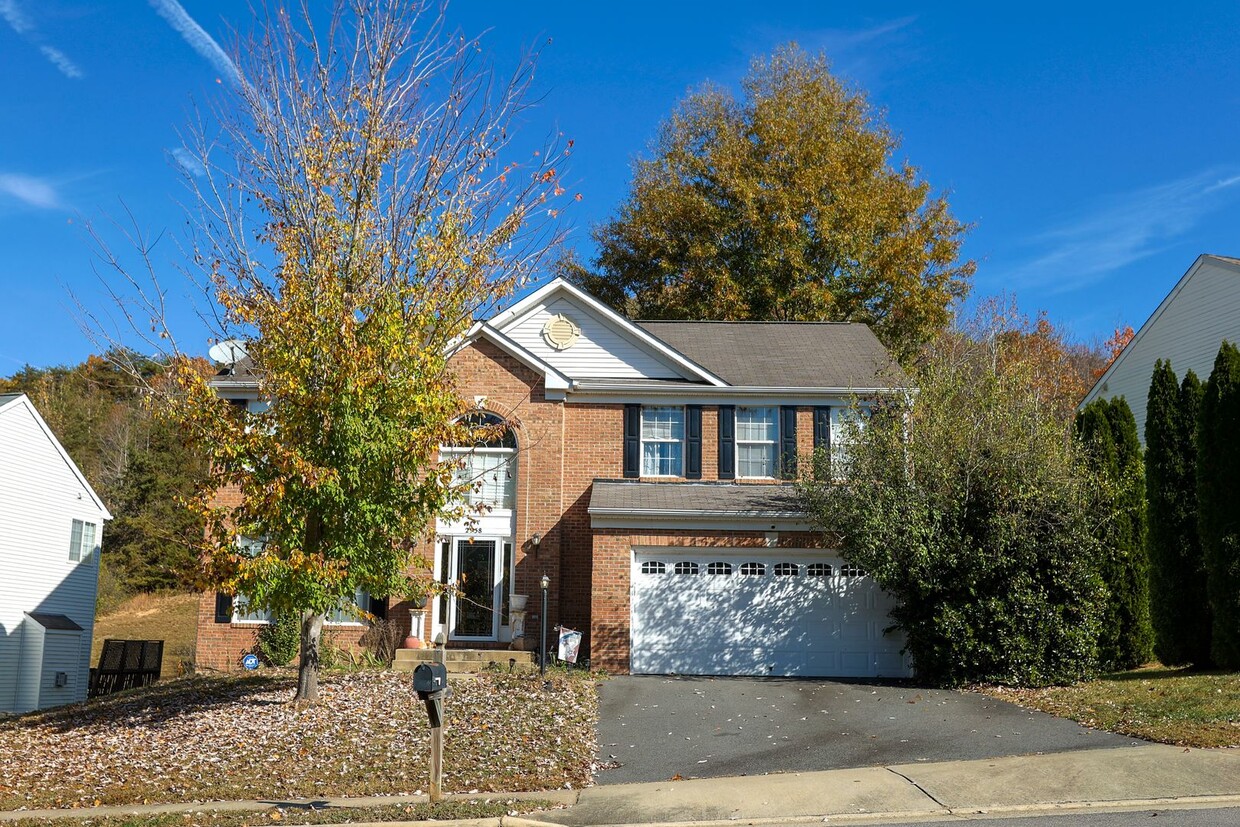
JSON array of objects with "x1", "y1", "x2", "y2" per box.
[
  {"x1": 4, "y1": 744, "x2": 1238, "y2": 825},
  {"x1": 536, "y1": 744, "x2": 1240, "y2": 826}
]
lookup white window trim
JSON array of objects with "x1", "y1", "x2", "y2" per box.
[
  {"x1": 640, "y1": 405, "x2": 686, "y2": 478},
  {"x1": 735, "y1": 406, "x2": 778, "y2": 479}
]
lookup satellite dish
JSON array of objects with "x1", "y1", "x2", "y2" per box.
[{"x1": 208, "y1": 339, "x2": 249, "y2": 366}]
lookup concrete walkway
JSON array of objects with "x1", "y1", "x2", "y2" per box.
[{"x1": 4, "y1": 744, "x2": 1238, "y2": 825}]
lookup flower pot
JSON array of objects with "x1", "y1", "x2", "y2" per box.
[{"x1": 511, "y1": 594, "x2": 528, "y2": 612}]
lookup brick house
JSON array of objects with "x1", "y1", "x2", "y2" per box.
[{"x1": 195, "y1": 278, "x2": 911, "y2": 677}]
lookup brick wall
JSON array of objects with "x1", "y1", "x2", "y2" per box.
[
  {"x1": 590, "y1": 527, "x2": 825, "y2": 674},
  {"x1": 196, "y1": 338, "x2": 833, "y2": 672}
]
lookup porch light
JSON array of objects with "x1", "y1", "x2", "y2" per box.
[{"x1": 531, "y1": 532, "x2": 541, "y2": 548}]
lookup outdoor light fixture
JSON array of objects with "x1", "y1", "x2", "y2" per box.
[
  {"x1": 531, "y1": 532, "x2": 542, "y2": 549},
  {"x1": 540, "y1": 573, "x2": 550, "y2": 676}
]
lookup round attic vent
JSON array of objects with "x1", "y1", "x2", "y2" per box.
[{"x1": 542, "y1": 314, "x2": 581, "y2": 350}]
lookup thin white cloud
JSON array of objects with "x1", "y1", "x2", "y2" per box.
[
  {"x1": 0, "y1": 172, "x2": 63, "y2": 210},
  {"x1": 0, "y1": 0, "x2": 32, "y2": 34},
  {"x1": 170, "y1": 146, "x2": 206, "y2": 177},
  {"x1": 1, "y1": 0, "x2": 85, "y2": 78},
  {"x1": 39, "y1": 45, "x2": 84, "y2": 79},
  {"x1": 997, "y1": 169, "x2": 1240, "y2": 294},
  {"x1": 149, "y1": 0, "x2": 241, "y2": 87},
  {"x1": 743, "y1": 17, "x2": 920, "y2": 90}
]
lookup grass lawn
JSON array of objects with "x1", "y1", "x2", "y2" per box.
[
  {"x1": 0, "y1": 670, "x2": 598, "y2": 811},
  {"x1": 983, "y1": 665, "x2": 1240, "y2": 748},
  {"x1": 92, "y1": 593, "x2": 200, "y2": 679},
  {"x1": 4, "y1": 798, "x2": 557, "y2": 827}
]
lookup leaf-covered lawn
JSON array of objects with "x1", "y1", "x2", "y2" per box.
[
  {"x1": 0, "y1": 670, "x2": 598, "y2": 811},
  {"x1": 6, "y1": 798, "x2": 556, "y2": 827},
  {"x1": 982, "y1": 666, "x2": 1240, "y2": 748}
]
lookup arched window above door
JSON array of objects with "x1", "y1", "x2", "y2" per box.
[{"x1": 443, "y1": 412, "x2": 516, "y2": 510}]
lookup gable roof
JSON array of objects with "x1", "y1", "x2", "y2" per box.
[
  {"x1": 1081, "y1": 253, "x2": 1240, "y2": 412},
  {"x1": 0, "y1": 393, "x2": 112, "y2": 519},
  {"x1": 638, "y1": 321, "x2": 906, "y2": 389},
  {"x1": 488, "y1": 279, "x2": 729, "y2": 386}
]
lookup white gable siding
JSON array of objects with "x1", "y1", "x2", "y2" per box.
[
  {"x1": 499, "y1": 297, "x2": 691, "y2": 380},
  {"x1": 0, "y1": 400, "x2": 105, "y2": 712},
  {"x1": 1090, "y1": 258, "x2": 1240, "y2": 439}
]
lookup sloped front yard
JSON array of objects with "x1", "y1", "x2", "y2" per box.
[
  {"x1": 982, "y1": 666, "x2": 1240, "y2": 748},
  {"x1": 0, "y1": 671, "x2": 598, "y2": 811}
]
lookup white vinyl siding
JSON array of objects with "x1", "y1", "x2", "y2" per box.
[
  {"x1": 1084, "y1": 257, "x2": 1240, "y2": 440},
  {"x1": 736, "y1": 407, "x2": 777, "y2": 478},
  {"x1": 641, "y1": 406, "x2": 684, "y2": 477},
  {"x1": 499, "y1": 296, "x2": 691, "y2": 380},
  {"x1": 0, "y1": 397, "x2": 108, "y2": 713}
]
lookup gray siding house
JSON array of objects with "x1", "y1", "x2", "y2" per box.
[
  {"x1": 1082, "y1": 254, "x2": 1240, "y2": 439},
  {"x1": 0, "y1": 393, "x2": 111, "y2": 713}
]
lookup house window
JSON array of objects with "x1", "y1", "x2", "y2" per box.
[
  {"x1": 806, "y1": 563, "x2": 832, "y2": 577},
  {"x1": 674, "y1": 561, "x2": 700, "y2": 575},
  {"x1": 840, "y1": 564, "x2": 867, "y2": 578},
  {"x1": 774, "y1": 563, "x2": 799, "y2": 576},
  {"x1": 739, "y1": 562, "x2": 766, "y2": 576},
  {"x1": 234, "y1": 587, "x2": 370, "y2": 624},
  {"x1": 641, "y1": 406, "x2": 684, "y2": 477},
  {"x1": 706, "y1": 561, "x2": 733, "y2": 576},
  {"x1": 830, "y1": 407, "x2": 867, "y2": 474},
  {"x1": 69, "y1": 519, "x2": 96, "y2": 563},
  {"x1": 641, "y1": 560, "x2": 667, "y2": 575},
  {"x1": 443, "y1": 412, "x2": 517, "y2": 510},
  {"x1": 736, "y1": 407, "x2": 777, "y2": 478}
]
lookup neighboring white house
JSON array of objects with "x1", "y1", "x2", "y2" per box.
[
  {"x1": 1082, "y1": 254, "x2": 1240, "y2": 440},
  {"x1": 0, "y1": 393, "x2": 111, "y2": 713}
]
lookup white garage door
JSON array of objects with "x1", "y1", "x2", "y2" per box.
[{"x1": 630, "y1": 549, "x2": 910, "y2": 678}]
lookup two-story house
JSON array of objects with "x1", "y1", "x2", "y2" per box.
[{"x1": 195, "y1": 278, "x2": 911, "y2": 678}]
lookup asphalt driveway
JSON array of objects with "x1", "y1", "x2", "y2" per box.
[{"x1": 594, "y1": 676, "x2": 1144, "y2": 784}]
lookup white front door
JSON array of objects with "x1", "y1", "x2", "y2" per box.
[
  {"x1": 630, "y1": 548, "x2": 911, "y2": 678},
  {"x1": 433, "y1": 536, "x2": 514, "y2": 642}
]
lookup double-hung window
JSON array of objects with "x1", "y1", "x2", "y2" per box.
[
  {"x1": 68, "y1": 519, "x2": 97, "y2": 563},
  {"x1": 736, "y1": 406, "x2": 777, "y2": 478},
  {"x1": 641, "y1": 406, "x2": 684, "y2": 477}
]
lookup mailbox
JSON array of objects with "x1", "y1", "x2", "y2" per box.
[{"x1": 413, "y1": 662, "x2": 448, "y2": 699}]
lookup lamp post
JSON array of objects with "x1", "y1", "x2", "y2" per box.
[{"x1": 540, "y1": 572, "x2": 550, "y2": 676}]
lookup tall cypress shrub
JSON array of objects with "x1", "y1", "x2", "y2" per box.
[
  {"x1": 1076, "y1": 397, "x2": 1153, "y2": 669},
  {"x1": 1145, "y1": 361, "x2": 1211, "y2": 666},
  {"x1": 1197, "y1": 341, "x2": 1240, "y2": 668}
]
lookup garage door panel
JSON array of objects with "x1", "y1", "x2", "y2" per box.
[{"x1": 631, "y1": 550, "x2": 910, "y2": 679}]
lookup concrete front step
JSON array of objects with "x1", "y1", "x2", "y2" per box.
[{"x1": 392, "y1": 648, "x2": 536, "y2": 673}]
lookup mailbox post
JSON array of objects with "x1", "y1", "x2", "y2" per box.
[{"x1": 413, "y1": 662, "x2": 449, "y2": 802}]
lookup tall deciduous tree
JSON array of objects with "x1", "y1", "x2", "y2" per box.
[
  {"x1": 88, "y1": 0, "x2": 569, "y2": 701},
  {"x1": 1145, "y1": 361, "x2": 1210, "y2": 666},
  {"x1": 1197, "y1": 341, "x2": 1240, "y2": 669},
  {"x1": 563, "y1": 44, "x2": 974, "y2": 361},
  {"x1": 1075, "y1": 397, "x2": 1153, "y2": 670},
  {"x1": 801, "y1": 305, "x2": 1104, "y2": 687}
]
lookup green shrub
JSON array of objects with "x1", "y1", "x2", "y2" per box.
[
  {"x1": 257, "y1": 612, "x2": 301, "y2": 666},
  {"x1": 802, "y1": 327, "x2": 1104, "y2": 687},
  {"x1": 1145, "y1": 361, "x2": 1211, "y2": 666},
  {"x1": 1197, "y1": 341, "x2": 1240, "y2": 668},
  {"x1": 1075, "y1": 397, "x2": 1153, "y2": 669}
]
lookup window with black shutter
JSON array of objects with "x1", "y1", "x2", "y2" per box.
[
  {"x1": 814, "y1": 407, "x2": 831, "y2": 451},
  {"x1": 623, "y1": 404, "x2": 640, "y2": 478},
  {"x1": 685, "y1": 405, "x2": 702, "y2": 479},
  {"x1": 780, "y1": 406, "x2": 798, "y2": 479},
  {"x1": 214, "y1": 592, "x2": 233, "y2": 623},
  {"x1": 717, "y1": 405, "x2": 735, "y2": 480}
]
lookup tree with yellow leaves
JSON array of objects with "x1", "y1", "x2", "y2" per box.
[{"x1": 88, "y1": 0, "x2": 569, "y2": 701}]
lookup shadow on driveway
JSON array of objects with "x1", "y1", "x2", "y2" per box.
[{"x1": 595, "y1": 676, "x2": 1144, "y2": 785}]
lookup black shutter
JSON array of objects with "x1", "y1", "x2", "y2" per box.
[
  {"x1": 780, "y1": 406, "x2": 798, "y2": 479},
  {"x1": 623, "y1": 404, "x2": 640, "y2": 478},
  {"x1": 685, "y1": 405, "x2": 702, "y2": 480},
  {"x1": 813, "y1": 407, "x2": 831, "y2": 451},
  {"x1": 214, "y1": 592, "x2": 233, "y2": 623},
  {"x1": 718, "y1": 405, "x2": 736, "y2": 480}
]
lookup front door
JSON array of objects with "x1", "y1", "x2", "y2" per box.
[{"x1": 436, "y1": 536, "x2": 513, "y2": 641}]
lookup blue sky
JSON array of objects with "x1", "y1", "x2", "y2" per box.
[{"x1": 2, "y1": 1, "x2": 1238, "y2": 370}]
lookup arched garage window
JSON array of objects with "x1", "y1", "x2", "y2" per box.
[{"x1": 443, "y1": 412, "x2": 517, "y2": 511}]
